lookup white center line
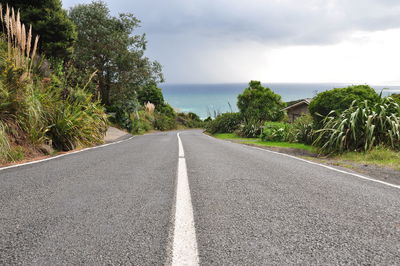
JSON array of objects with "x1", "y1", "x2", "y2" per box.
[{"x1": 172, "y1": 133, "x2": 199, "y2": 266}]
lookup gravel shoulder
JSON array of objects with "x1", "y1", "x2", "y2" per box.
[{"x1": 104, "y1": 126, "x2": 132, "y2": 143}]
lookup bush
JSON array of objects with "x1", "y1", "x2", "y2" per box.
[
  {"x1": 309, "y1": 85, "x2": 380, "y2": 124},
  {"x1": 205, "y1": 112, "x2": 242, "y2": 134},
  {"x1": 313, "y1": 98, "x2": 400, "y2": 154},
  {"x1": 176, "y1": 112, "x2": 204, "y2": 128},
  {"x1": 290, "y1": 114, "x2": 314, "y2": 144},
  {"x1": 236, "y1": 120, "x2": 264, "y2": 138},
  {"x1": 390, "y1": 94, "x2": 400, "y2": 106},
  {"x1": 111, "y1": 98, "x2": 140, "y2": 131},
  {"x1": 0, "y1": 122, "x2": 10, "y2": 163},
  {"x1": 158, "y1": 103, "x2": 176, "y2": 118},
  {"x1": 130, "y1": 111, "x2": 153, "y2": 134},
  {"x1": 47, "y1": 90, "x2": 108, "y2": 150},
  {"x1": 237, "y1": 81, "x2": 285, "y2": 123},
  {"x1": 260, "y1": 122, "x2": 292, "y2": 142},
  {"x1": 153, "y1": 113, "x2": 177, "y2": 131}
]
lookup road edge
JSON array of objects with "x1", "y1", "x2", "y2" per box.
[
  {"x1": 204, "y1": 133, "x2": 400, "y2": 190},
  {"x1": 0, "y1": 136, "x2": 136, "y2": 172}
]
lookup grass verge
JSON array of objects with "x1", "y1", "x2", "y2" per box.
[
  {"x1": 333, "y1": 147, "x2": 400, "y2": 171},
  {"x1": 213, "y1": 133, "x2": 316, "y2": 153},
  {"x1": 213, "y1": 133, "x2": 399, "y2": 172}
]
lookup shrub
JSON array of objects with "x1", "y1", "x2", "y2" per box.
[
  {"x1": 176, "y1": 112, "x2": 204, "y2": 128},
  {"x1": 390, "y1": 94, "x2": 400, "y2": 106},
  {"x1": 313, "y1": 98, "x2": 400, "y2": 154},
  {"x1": 309, "y1": 85, "x2": 380, "y2": 124},
  {"x1": 0, "y1": 122, "x2": 10, "y2": 163},
  {"x1": 290, "y1": 114, "x2": 314, "y2": 144},
  {"x1": 237, "y1": 81, "x2": 285, "y2": 123},
  {"x1": 205, "y1": 112, "x2": 242, "y2": 134},
  {"x1": 130, "y1": 111, "x2": 153, "y2": 134},
  {"x1": 47, "y1": 90, "x2": 108, "y2": 151},
  {"x1": 260, "y1": 122, "x2": 292, "y2": 142},
  {"x1": 158, "y1": 103, "x2": 176, "y2": 118},
  {"x1": 112, "y1": 98, "x2": 140, "y2": 131},
  {"x1": 153, "y1": 113, "x2": 177, "y2": 131},
  {"x1": 203, "y1": 116, "x2": 212, "y2": 123},
  {"x1": 236, "y1": 120, "x2": 264, "y2": 138}
]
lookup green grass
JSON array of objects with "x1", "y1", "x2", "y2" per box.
[
  {"x1": 213, "y1": 133, "x2": 258, "y2": 141},
  {"x1": 334, "y1": 147, "x2": 400, "y2": 171},
  {"x1": 213, "y1": 133, "x2": 400, "y2": 172},
  {"x1": 245, "y1": 140, "x2": 316, "y2": 152},
  {"x1": 213, "y1": 133, "x2": 316, "y2": 153}
]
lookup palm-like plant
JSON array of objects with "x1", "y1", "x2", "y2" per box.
[{"x1": 313, "y1": 97, "x2": 400, "y2": 154}]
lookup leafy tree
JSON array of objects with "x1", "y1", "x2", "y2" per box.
[
  {"x1": 137, "y1": 83, "x2": 165, "y2": 107},
  {"x1": 158, "y1": 103, "x2": 175, "y2": 118},
  {"x1": 237, "y1": 81, "x2": 285, "y2": 123},
  {"x1": 136, "y1": 82, "x2": 176, "y2": 118},
  {"x1": 309, "y1": 85, "x2": 380, "y2": 123},
  {"x1": 69, "y1": 1, "x2": 163, "y2": 106},
  {"x1": 188, "y1": 112, "x2": 201, "y2": 122},
  {"x1": 0, "y1": 0, "x2": 77, "y2": 60}
]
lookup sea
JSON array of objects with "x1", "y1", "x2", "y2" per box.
[{"x1": 160, "y1": 83, "x2": 400, "y2": 119}]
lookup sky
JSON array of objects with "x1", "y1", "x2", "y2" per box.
[{"x1": 62, "y1": 0, "x2": 400, "y2": 85}]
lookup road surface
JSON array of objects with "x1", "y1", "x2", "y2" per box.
[{"x1": 0, "y1": 130, "x2": 399, "y2": 265}]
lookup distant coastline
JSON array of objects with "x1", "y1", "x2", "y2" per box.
[{"x1": 161, "y1": 83, "x2": 400, "y2": 118}]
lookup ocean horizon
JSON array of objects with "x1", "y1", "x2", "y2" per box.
[{"x1": 161, "y1": 83, "x2": 400, "y2": 119}]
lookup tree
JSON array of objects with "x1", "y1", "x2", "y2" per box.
[
  {"x1": 69, "y1": 1, "x2": 163, "y2": 106},
  {"x1": 0, "y1": 0, "x2": 77, "y2": 60},
  {"x1": 237, "y1": 81, "x2": 285, "y2": 123},
  {"x1": 137, "y1": 83, "x2": 165, "y2": 107},
  {"x1": 309, "y1": 85, "x2": 380, "y2": 123}
]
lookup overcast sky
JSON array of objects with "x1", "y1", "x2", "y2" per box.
[{"x1": 63, "y1": 0, "x2": 400, "y2": 85}]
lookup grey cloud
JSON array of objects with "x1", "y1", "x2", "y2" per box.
[
  {"x1": 101, "y1": 0, "x2": 400, "y2": 45},
  {"x1": 62, "y1": 0, "x2": 400, "y2": 83}
]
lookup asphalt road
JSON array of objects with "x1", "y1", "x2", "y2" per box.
[{"x1": 0, "y1": 130, "x2": 399, "y2": 265}]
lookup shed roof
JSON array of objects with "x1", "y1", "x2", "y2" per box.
[{"x1": 283, "y1": 98, "x2": 311, "y2": 111}]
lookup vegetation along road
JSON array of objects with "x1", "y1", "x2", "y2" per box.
[{"x1": 0, "y1": 130, "x2": 399, "y2": 265}]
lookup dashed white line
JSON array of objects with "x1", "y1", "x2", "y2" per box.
[{"x1": 172, "y1": 133, "x2": 199, "y2": 266}]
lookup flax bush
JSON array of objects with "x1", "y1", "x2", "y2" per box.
[
  {"x1": 290, "y1": 114, "x2": 314, "y2": 144},
  {"x1": 313, "y1": 98, "x2": 400, "y2": 154},
  {"x1": 48, "y1": 88, "x2": 108, "y2": 150}
]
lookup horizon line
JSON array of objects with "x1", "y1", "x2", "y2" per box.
[{"x1": 160, "y1": 82, "x2": 400, "y2": 87}]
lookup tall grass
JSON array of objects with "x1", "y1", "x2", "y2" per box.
[
  {"x1": 0, "y1": 4, "x2": 39, "y2": 74},
  {"x1": 0, "y1": 121, "x2": 10, "y2": 162},
  {"x1": 0, "y1": 4, "x2": 108, "y2": 161},
  {"x1": 48, "y1": 88, "x2": 108, "y2": 150},
  {"x1": 313, "y1": 98, "x2": 400, "y2": 154}
]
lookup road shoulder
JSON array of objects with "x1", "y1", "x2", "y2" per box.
[{"x1": 209, "y1": 133, "x2": 400, "y2": 186}]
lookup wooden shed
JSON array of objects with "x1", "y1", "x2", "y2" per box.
[{"x1": 283, "y1": 99, "x2": 311, "y2": 123}]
